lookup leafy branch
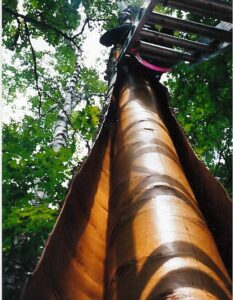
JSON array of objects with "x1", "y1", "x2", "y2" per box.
[
  {"x1": 3, "y1": 6, "x2": 81, "y2": 51},
  {"x1": 9, "y1": 17, "x2": 21, "y2": 50}
]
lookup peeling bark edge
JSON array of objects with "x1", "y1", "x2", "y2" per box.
[
  {"x1": 20, "y1": 100, "x2": 115, "y2": 300},
  {"x1": 153, "y1": 81, "x2": 232, "y2": 277}
]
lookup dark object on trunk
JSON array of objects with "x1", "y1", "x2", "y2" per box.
[{"x1": 100, "y1": 24, "x2": 132, "y2": 47}]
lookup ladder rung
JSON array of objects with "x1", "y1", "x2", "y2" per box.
[
  {"x1": 160, "y1": 0, "x2": 232, "y2": 14},
  {"x1": 148, "y1": 13, "x2": 232, "y2": 42},
  {"x1": 157, "y1": 0, "x2": 232, "y2": 23},
  {"x1": 140, "y1": 28, "x2": 214, "y2": 53},
  {"x1": 137, "y1": 41, "x2": 196, "y2": 62}
]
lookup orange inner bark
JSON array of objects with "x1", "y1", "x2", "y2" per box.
[{"x1": 106, "y1": 74, "x2": 231, "y2": 300}]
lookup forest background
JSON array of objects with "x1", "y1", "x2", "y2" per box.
[{"x1": 2, "y1": 0, "x2": 232, "y2": 299}]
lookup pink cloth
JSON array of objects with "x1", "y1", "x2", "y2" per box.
[{"x1": 130, "y1": 48, "x2": 172, "y2": 73}]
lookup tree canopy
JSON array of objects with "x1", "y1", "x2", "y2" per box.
[{"x1": 2, "y1": 1, "x2": 232, "y2": 299}]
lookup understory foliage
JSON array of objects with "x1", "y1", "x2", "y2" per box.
[{"x1": 2, "y1": 0, "x2": 232, "y2": 299}]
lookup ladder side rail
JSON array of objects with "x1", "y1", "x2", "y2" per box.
[{"x1": 117, "y1": 0, "x2": 160, "y2": 63}]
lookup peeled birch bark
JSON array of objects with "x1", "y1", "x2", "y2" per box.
[
  {"x1": 21, "y1": 114, "x2": 112, "y2": 299},
  {"x1": 51, "y1": 61, "x2": 80, "y2": 152},
  {"x1": 105, "y1": 69, "x2": 231, "y2": 299},
  {"x1": 21, "y1": 65, "x2": 231, "y2": 300}
]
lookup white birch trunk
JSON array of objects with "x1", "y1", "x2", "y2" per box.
[{"x1": 51, "y1": 60, "x2": 80, "y2": 152}]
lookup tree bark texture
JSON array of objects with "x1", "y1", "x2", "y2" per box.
[
  {"x1": 106, "y1": 69, "x2": 231, "y2": 299},
  {"x1": 52, "y1": 61, "x2": 80, "y2": 152},
  {"x1": 21, "y1": 65, "x2": 232, "y2": 300}
]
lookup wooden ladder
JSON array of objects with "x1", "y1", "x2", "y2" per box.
[{"x1": 117, "y1": 0, "x2": 232, "y2": 68}]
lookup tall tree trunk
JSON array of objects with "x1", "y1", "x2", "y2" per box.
[
  {"x1": 106, "y1": 67, "x2": 231, "y2": 299},
  {"x1": 21, "y1": 64, "x2": 232, "y2": 300},
  {"x1": 52, "y1": 59, "x2": 80, "y2": 151}
]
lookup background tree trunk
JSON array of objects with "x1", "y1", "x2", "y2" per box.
[{"x1": 52, "y1": 58, "x2": 80, "y2": 151}]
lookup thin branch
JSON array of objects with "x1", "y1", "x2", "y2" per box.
[
  {"x1": 24, "y1": 20, "x2": 42, "y2": 117},
  {"x1": 4, "y1": 6, "x2": 81, "y2": 51},
  {"x1": 72, "y1": 16, "x2": 113, "y2": 39},
  {"x1": 87, "y1": 16, "x2": 114, "y2": 23},
  {"x1": 72, "y1": 18, "x2": 90, "y2": 39}
]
